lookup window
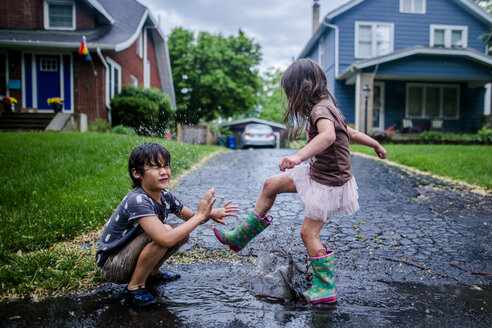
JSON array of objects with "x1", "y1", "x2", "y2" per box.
[
  {"x1": 136, "y1": 33, "x2": 143, "y2": 58},
  {"x1": 355, "y1": 22, "x2": 394, "y2": 58},
  {"x1": 406, "y1": 83, "x2": 459, "y2": 119},
  {"x1": 40, "y1": 58, "x2": 58, "y2": 71},
  {"x1": 44, "y1": 1, "x2": 75, "y2": 30},
  {"x1": 318, "y1": 36, "x2": 324, "y2": 67},
  {"x1": 430, "y1": 25, "x2": 467, "y2": 48},
  {"x1": 400, "y1": 0, "x2": 426, "y2": 14},
  {"x1": 106, "y1": 58, "x2": 121, "y2": 99},
  {"x1": 130, "y1": 75, "x2": 138, "y2": 87}
]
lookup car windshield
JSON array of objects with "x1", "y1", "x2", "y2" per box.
[{"x1": 245, "y1": 124, "x2": 272, "y2": 132}]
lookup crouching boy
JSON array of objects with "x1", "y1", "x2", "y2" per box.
[{"x1": 96, "y1": 143, "x2": 238, "y2": 308}]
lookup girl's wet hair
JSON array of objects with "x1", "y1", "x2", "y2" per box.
[
  {"x1": 128, "y1": 143, "x2": 171, "y2": 188},
  {"x1": 281, "y1": 58, "x2": 337, "y2": 140}
]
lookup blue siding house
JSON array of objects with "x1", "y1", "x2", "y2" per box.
[{"x1": 299, "y1": 0, "x2": 492, "y2": 133}]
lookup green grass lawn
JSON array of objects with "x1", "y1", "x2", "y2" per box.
[
  {"x1": 350, "y1": 144, "x2": 492, "y2": 189},
  {"x1": 0, "y1": 132, "x2": 223, "y2": 298}
]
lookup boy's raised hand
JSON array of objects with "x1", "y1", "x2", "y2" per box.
[
  {"x1": 197, "y1": 188, "x2": 216, "y2": 222},
  {"x1": 210, "y1": 201, "x2": 240, "y2": 225}
]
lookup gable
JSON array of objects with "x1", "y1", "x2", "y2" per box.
[
  {"x1": 300, "y1": 0, "x2": 492, "y2": 75},
  {"x1": 326, "y1": 0, "x2": 492, "y2": 25}
]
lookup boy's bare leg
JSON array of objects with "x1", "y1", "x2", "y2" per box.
[
  {"x1": 127, "y1": 241, "x2": 170, "y2": 290},
  {"x1": 150, "y1": 234, "x2": 188, "y2": 276},
  {"x1": 254, "y1": 172, "x2": 296, "y2": 217},
  {"x1": 300, "y1": 217, "x2": 326, "y2": 257},
  {"x1": 128, "y1": 225, "x2": 188, "y2": 290}
]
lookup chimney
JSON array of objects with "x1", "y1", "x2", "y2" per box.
[{"x1": 312, "y1": 0, "x2": 320, "y2": 34}]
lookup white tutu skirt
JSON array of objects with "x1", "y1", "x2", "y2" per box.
[{"x1": 288, "y1": 164, "x2": 359, "y2": 222}]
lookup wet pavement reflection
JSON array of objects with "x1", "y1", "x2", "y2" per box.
[{"x1": 1, "y1": 149, "x2": 491, "y2": 327}]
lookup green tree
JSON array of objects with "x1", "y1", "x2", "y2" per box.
[
  {"x1": 258, "y1": 68, "x2": 286, "y2": 123},
  {"x1": 168, "y1": 28, "x2": 262, "y2": 124}
]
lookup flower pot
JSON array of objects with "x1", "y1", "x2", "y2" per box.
[
  {"x1": 2, "y1": 102, "x2": 12, "y2": 113},
  {"x1": 51, "y1": 103, "x2": 63, "y2": 113}
]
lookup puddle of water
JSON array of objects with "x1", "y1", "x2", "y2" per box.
[{"x1": 2, "y1": 260, "x2": 491, "y2": 328}]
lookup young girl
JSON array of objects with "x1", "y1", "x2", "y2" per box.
[{"x1": 214, "y1": 58, "x2": 387, "y2": 304}]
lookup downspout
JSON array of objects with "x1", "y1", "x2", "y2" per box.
[
  {"x1": 143, "y1": 27, "x2": 149, "y2": 88},
  {"x1": 97, "y1": 47, "x2": 111, "y2": 123},
  {"x1": 355, "y1": 73, "x2": 361, "y2": 131},
  {"x1": 321, "y1": 21, "x2": 339, "y2": 78}
]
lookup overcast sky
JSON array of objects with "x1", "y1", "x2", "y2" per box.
[{"x1": 139, "y1": 0, "x2": 349, "y2": 73}]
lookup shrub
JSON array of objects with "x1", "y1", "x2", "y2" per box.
[
  {"x1": 111, "y1": 86, "x2": 174, "y2": 136},
  {"x1": 420, "y1": 131, "x2": 443, "y2": 141},
  {"x1": 477, "y1": 126, "x2": 492, "y2": 143},
  {"x1": 89, "y1": 118, "x2": 112, "y2": 133},
  {"x1": 111, "y1": 96, "x2": 159, "y2": 136},
  {"x1": 112, "y1": 125, "x2": 136, "y2": 136}
]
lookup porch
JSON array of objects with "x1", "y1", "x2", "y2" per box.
[{"x1": 338, "y1": 46, "x2": 492, "y2": 134}]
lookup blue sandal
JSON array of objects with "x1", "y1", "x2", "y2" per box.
[
  {"x1": 123, "y1": 285, "x2": 158, "y2": 308},
  {"x1": 147, "y1": 269, "x2": 181, "y2": 287}
]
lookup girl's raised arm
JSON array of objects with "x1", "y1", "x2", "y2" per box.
[{"x1": 347, "y1": 127, "x2": 387, "y2": 159}]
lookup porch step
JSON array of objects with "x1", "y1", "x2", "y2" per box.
[{"x1": 0, "y1": 112, "x2": 55, "y2": 131}]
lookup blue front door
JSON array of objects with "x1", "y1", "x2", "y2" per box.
[{"x1": 36, "y1": 55, "x2": 61, "y2": 110}]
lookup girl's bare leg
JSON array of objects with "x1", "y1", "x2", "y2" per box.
[
  {"x1": 300, "y1": 217, "x2": 326, "y2": 257},
  {"x1": 254, "y1": 172, "x2": 297, "y2": 217}
]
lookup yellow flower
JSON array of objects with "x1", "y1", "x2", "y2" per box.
[
  {"x1": 47, "y1": 97, "x2": 64, "y2": 105},
  {"x1": 9, "y1": 97, "x2": 17, "y2": 104}
]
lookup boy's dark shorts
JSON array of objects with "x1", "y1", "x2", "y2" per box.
[{"x1": 100, "y1": 228, "x2": 184, "y2": 284}]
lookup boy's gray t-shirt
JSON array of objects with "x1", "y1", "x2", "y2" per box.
[{"x1": 96, "y1": 187, "x2": 183, "y2": 267}]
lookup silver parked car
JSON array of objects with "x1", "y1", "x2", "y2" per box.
[{"x1": 240, "y1": 124, "x2": 276, "y2": 149}]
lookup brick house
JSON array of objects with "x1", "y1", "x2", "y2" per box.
[{"x1": 0, "y1": 0, "x2": 175, "y2": 124}]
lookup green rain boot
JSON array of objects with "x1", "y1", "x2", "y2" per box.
[
  {"x1": 304, "y1": 244, "x2": 337, "y2": 304},
  {"x1": 214, "y1": 210, "x2": 272, "y2": 252}
]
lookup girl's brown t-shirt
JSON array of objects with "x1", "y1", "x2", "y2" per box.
[{"x1": 307, "y1": 98, "x2": 352, "y2": 186}]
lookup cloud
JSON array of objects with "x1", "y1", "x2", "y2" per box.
[{"x1": 140, "y1": 0, "x2": 348, "y2": 72}]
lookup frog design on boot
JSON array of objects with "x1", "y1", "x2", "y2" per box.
[
  {"x1": 304, "y1": 244, "x2": 337, "y2": 303},
  {"x1": 213, "y1": 210, "x2": 272, "y2": 252}
]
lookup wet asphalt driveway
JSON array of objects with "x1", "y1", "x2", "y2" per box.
[{"x1": 1, "y1": 149, "x2": 492, "y2": 327}]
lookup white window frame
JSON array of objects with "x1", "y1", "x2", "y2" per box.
[
  {"x1": 130, "y1": 75, "x2": 138, "y2": 87},
  {"x1": 400, "y1": 0, "x2": 426, "y2": 14},
  {"x1": 40, "y1": 57, "x2": 58, "y2": 72},
  {"x1": 355, "y1": 21, "x2": 394, "y2": 59},
  {"x1": 136, "y1": 32, "x2": 143, "y2": 59},
  {"x1": 318, "y1": 36, "x2": 324, "y2": 67},
  {"x1": 43, "y1": 0, "x2": 76, "y2": 31},
  {"x1": 106, "y1": 57, "x2": 121, "y2": 99},
  {"x1": 430, "y1": 25, "x2": 468, "y2": 48},
  {"x1": 0, "y1": 52, "x2": 8, "y2": 97},
  {"x1": 372, "y1": 82, "x2": 385, "y2": 132},
  {"x1": 406, "y1": 83, "x2": 460, "y2": 119}
]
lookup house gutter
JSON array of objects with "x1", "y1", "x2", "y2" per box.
[{"x1": 97, "y1": 47, "x2": 111, "y2": 122}]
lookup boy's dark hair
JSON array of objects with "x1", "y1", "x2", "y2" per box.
[
  {"x1": 128, "y1": 143, "x2": 171, "y2": 188},
  {"x1": 281, "y1": 58, "x2": 337, "y2": 140}
]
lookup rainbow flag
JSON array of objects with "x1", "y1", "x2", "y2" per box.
[{"x1": 78, "y1": 37, "x2": 90, "y2": 61}]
